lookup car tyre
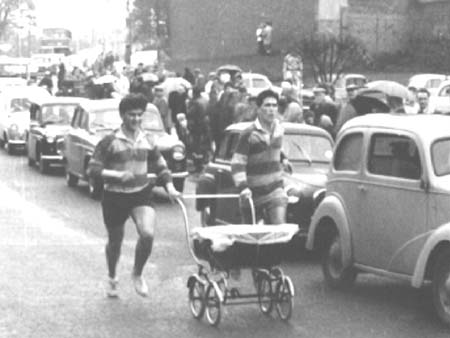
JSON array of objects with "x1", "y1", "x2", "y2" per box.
[
  {"x1": 173, "y1": 178, "x2": 185, "y2": 193},
  {"x1": 322, "y1": 233, "x2": 357, "y2": 289},
  {"x1": 88, "y1": 177, "x2": 103, "y2": 199},
  {"x1": 66, "y1": 168, "x2": 78, "y2": 187},
  {"x1": 27, "y1": 156, "x2": 34, "y2": 167},
  {"x1": 5, "y1": 141, "x2": 14, "y2": 155},
  {"x1": 431, "y1": 247, "x2": 450, "y2": 326}
]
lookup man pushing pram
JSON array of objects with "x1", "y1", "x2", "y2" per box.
[{"x1": 231, "y1": 89, "x2": 289, "y2": 225}]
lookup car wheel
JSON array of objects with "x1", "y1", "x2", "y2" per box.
[
  {"x1": 39, "y1": 157, "x2": 49, "y2": 174},
  {"x1": 173, "y1": 178, "x2": 185, "y2": 192},
  {"x1": 322, "y1": 233, "x2": 357, "y2": 289},
  {"x1": 200, "y1": 205, "x2": 216, "y2": 227},
  {"x1": 66, "y1": 168, "x2": 78, "y2": 187},
  {"x1": 27, "y1": 155, "x2": 34, "y2": 167},
  {"x1": 431, "y1": 247, "x2": 450, "y2": 326},
  {"x1": 88, "y1": 177, "x2": 103, "y2": 199},
  {"x1": 5, "y1": 141, "x2": 14, "y2": 155}
]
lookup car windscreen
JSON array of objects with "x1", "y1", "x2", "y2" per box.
[
  {"x1": 89, "y1": 110, "x2": 122, "y2": 130},
  {"x1": 283, "y1": 133, "x2": 333, "y2": 163},
  {"x1": 432, "y1": 138, "x2": 450, "y2": 176},
  {"x1": 41, "y1": 104, "x2": 76, "y2": 125},
  {"x1": 142, "y1": 108, "x2": 163, "y2": 131},
  {"x1": 10, "y1": 98, "x2": 31, "y2": 113},
  {"x1": 346, "y1": 77, "x2": 367, "y2": 88}
]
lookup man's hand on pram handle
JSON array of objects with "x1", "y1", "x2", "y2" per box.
[
  {"x1": 165, "y1": 182, "x2": 181, "y2": 202},
  {"x1": 239, "y1": 187, "x2": 252, "y2": 201}
]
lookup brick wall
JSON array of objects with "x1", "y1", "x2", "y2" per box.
[{"x1": 167, "y1": 0, "x2": 316, "y2": 60}]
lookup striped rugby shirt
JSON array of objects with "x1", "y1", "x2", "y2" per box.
[
  {"x1": 88, "y1": 127, "x2": 172, "y2": 193},
  {"x1": 231, "y1": 118, "x2": 285, "y2": 205}
]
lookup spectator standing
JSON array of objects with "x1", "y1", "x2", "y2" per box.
[
  {"x1": 256, "y1": 23, "x2": 265, "y2": 55},
  {"x1": 183, "y1": 67, "x2": 196, "y2": 86},
  {"x1": 416, "y1": 88, "x2": 430, "y2": 114},
  {"x1": 153, "y1": 85, "x2": 173, "y2": 133},
  {"x1": 262, "y1": 21, "x2": 273, "y2": 55},
  {"x1": 283, "y1": 51, "x2": 303, "y2": 92},
  {"x1": 57, "y1": 62, "x2": 66, "y2": 90}
]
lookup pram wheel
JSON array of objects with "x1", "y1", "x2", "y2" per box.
[
  {"x1": 188, "y1": 277, "x2": 206, "y2": 319},
  {"x1": 257, "y1": 271, "x2": 273, "y2": 315},
  {"x1": 205, "y1": 282, "x2": 221, "y2": 326},
  {"x1": 275, "y1": 276, "x2": 294, "y2": 321}
]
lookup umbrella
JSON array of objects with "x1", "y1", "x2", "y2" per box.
[
  {"x1": 352, "y1": 89, "x2": 390, "y2": 115},
  {"x1": 93, "y1": 74, "x2": 118, "y2": 85},
  {"x1": 366, "y1": 80, "x2": 413, "y2": 100}
]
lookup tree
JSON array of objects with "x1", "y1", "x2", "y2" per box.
[
  {"x1": 128, "y1": 0, "x2": 169, "y2": 50},
  {"x1": 0, "y1": 0, "x2": 34, "y2": 40},
  {"x1": 297, "y1": 32, "x2": 371, "y2": 84}
]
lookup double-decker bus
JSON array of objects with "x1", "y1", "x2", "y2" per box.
[{"x1": 38, "y1": 28, "x2": 72, "y2": 56}]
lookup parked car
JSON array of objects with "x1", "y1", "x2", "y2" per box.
[
  {"x1": 195, "y1": 122, "x2": 333, "y2": 238},
  {"x1": 333, "y1": 73, "x2": 368, "y2": 104},
  {"x1": 0, "y1": 85, "x2": 51, "y2": 154},
  {"x1": 27, "y1": 96, "x2": 87, "y2": 173},
  {"x1": 63, "y1": 99, "x2": 187, "y2": 198},
  {"x1": 407, "y1": 73, "x2": 448, "y2": 97},
  {"x1": 306, "y1": 113, "x2": 450, "y2": 325},
  {"x1": 428, "y1": 79, "x2": 450, "y2": 114}
]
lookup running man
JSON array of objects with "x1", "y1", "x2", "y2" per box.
[
  {"x1": 88, "y1": 93, "x2": 180, "y2": 298},
  {"x1": 231, "y1": 89, "x2": 288, "y2": 225}
]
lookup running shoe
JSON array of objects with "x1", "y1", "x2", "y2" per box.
[
  {"x1": 106, "y1": 277, "x2": 119, "y2": 298},
  {"x1": 132, "y1": 274, "x2": 149, "y2": 297}
]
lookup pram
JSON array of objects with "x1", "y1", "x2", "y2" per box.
[{"x1": 177, "y1": 194, "x2": 297, "y2": 326}]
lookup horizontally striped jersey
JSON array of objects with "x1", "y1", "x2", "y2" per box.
[
  {"x1": 88, "y1": 127, "x2": 172, "y2": 193},
  {"x1": 231, "y1": 118, "x2": 284, "y2": 198}
]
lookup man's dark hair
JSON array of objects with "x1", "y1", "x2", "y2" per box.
[
  {"x1": 256, "y1": 89, "x2": 279, "y2": 107},
  {"x1": 119, "y1": 93, "x2": 148, "y2": 115},
  {"x1": 417, "y1": 88, "x2": 430, "y2": 97}
]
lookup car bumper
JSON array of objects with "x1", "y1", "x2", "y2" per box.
[
  {"x1": 41, "y1": 154, "x2": 64, "y2": 164},
  {"x1": 8, "y1": 140, "x2": 26, "y2": 146},
  {"x1": 146, "y1": 171, "x2": 188, "y2": 179}
]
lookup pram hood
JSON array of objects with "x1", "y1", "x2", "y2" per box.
[{"x1": 191, "y1": 224, "x2": 298, "y2": 252}]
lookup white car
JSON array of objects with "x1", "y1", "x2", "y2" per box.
[
  {"x1": 428, "y1": 79, "x2": 450, "y2": 114},
  {"x1": 0, "y1": 86, "x2": 51, "y2": 154},
  {"x1": 333, "y1": 73, "x2": 368, "y2": 104},
  {"x1": 241, "y1": 72, "x2": 281, "y2": 97},
  {"x1": 407, "y1": 73, "x2": 448, "y2": 97}
]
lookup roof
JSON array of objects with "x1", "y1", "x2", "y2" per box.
[
  {"x1": 39, "y1": 96, "x2": 88, "y2": 106},
  {"x1": 226, "y1": 121, "x2": 333, "y2": 138},
  {"x1": 79, "y1": 98, "x2": 121, "y2": 112},
  {"x1": 341, "y1": 113, "x2": 450, "y2": 143}
]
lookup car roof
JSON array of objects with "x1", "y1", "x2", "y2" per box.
[
  {"x1": 78, "y1": 98, "x2": 121, "y2": 112},
  {"x1": 40, "y1": 96, "x2": 88, "y2": 105},
  {"x1": 242, "y1": 72, "x2": 268, "y2": 79},
  {"x1": 341, "y1": 113, "x2": 450, "y2": 142},
  {"x1": 226, "y1": 121, "x2": 333, "y2": 138}
]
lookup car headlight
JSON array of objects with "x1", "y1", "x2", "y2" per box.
[
  {"x1": 172, "y1": 145, "x2": 185, "y2": 161},
  {"x1": 9, "y1": 124, "x2": 19, "y2": 133},
  {"x1": 46, "y1": 136, "x2": 55, "y2": 143}
]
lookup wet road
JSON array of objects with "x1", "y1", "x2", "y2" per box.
[{"x1": 0, "y1": 151, "x2": 449, "y2": 337}]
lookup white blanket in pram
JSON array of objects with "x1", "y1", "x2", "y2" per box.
[{"x1": 191, "y1": 224, "x2": 299, "y2": 252}]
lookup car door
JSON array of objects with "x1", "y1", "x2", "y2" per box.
[
  {"x1": 356, "y1": 131, "x2": 428, "y2": 274},
  {"x1": 213, "y1": 131, "x2": 241, "y2": 224},
  {"x1": 330, "y1": 131, "x2": 365, "y2": 243},
  {"x1": 27, "y1": 107, "x2": 41, "y2": 161},
  {"x1": 66, "y1": 108, "x2": 85, "y2": 176}
]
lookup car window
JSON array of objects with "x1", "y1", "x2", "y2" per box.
[
  {"x1": 432, "y1": 138, "x2": 450, "y2": 176},
  {"x1": 216, "y1": 133, "x2": 230, "y2": 161},
  {"x1": 283, "y1": 133, "x2": 332, "y2": 163},
  {"x1": 252, "y1": 78, "x2": 269, "y2": 89},
  {"x1": 142, "y1": 107, "x2": 163, "y2": 131},
  {"x1": 345, "y1": 77, "x2": 367, "y2": 88},
  {"x1": 334, "y1": 133, "x2": 363, "y2": 171},
  {"x1": 79, "y1": 110, "x2": 89, "y2": 130},
  {"x1": 10, "y1": 98, "x2": 31, "y2": 113},
  {"x1": 225, "y1": 133, "x2": 240, "y2": 160},
  {"x1": 439, "y1": 85, "x2": 450, "y2": 96},
  {"x1": 243, "y1": 78, "x2": 250, "y2": 88},
  {"x1": 427, "y1": 79, "x2": 442, "y2": 89},
  {"x1": 71, "y1": 108, "x2": 81, "y2": 128},
  {"x1": 368, "y1": 134, "x2": 421, "y2": 180},
  {"x1": 89, "y1": 109, "x2": 122, "y2": 130},
  {"x1": 41, "y1": 104, "x2": 76, "y2": 125}
]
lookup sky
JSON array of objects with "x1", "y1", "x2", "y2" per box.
[{"x1": 32, "y1": 0, "x2": 128, "y2": 37}]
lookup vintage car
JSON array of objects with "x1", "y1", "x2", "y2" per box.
[
  {"x1": 333, "y1": 73, "x2": 368, "y2": 104},
  {"x1": 63, "y1": 99, "x2": 187, "y2": 198},
  {"x1": 428, "y1": 79, "x2": 450, "y2": 114},
  {"x1": 407, "y1": 73, "x2": 448, "y2": 97},
  {"x1": 306, "y1": 113, "x2": 450, "y2": 325},
  {"x1": 196, "y1": 122, "x2": 333, "y2": 237},
  {"x1": 27, "y1": 96, "x2": 87, "y2": 173},
  {"x1": 0, "y1": 85, "x2": 51, "y2": 154}
]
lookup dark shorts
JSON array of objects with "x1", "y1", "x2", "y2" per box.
[{"x1": 101, "y1": 184, "x2": 153, "y2": 229}]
